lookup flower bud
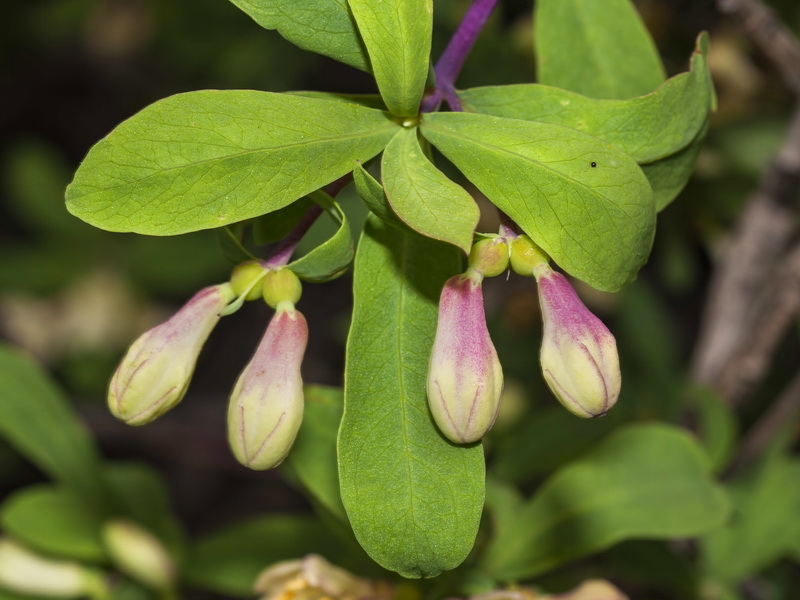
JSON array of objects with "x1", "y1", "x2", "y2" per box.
[
  {"x1": 0, "y1": 538, "x2": 105, "y2": 598},
  {"x1": 427, "y1": 273, "x2": 503, "y2": 443},
  {"x1": 468, "y1": 237, "x2": 510, "y2": 278},
  {"x1": 228, "y1": 303, "x2": 307, "y2": 469},
  {"x1": 262, "y1": 268, "x2": 302, "y2": 309},
  {"x1": 108, "y1": 284, "x2": 234, "y2": 426},
  {"x1": 230, "y1": 261, "x2": 268, "y2": 301},
  {"x1": 102, "y1": 520, "x2": 175, "y2": 592},
  {"x1": 510, "y1": 235, "x2": 549, "y2": 277},
  {"x1": 536, "y1": 267, "x2": 620, "y2": 418}
]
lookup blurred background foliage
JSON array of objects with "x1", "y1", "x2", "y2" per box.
[{"x1": 1, "y1": 0, "x2": 800, "y2": 599}]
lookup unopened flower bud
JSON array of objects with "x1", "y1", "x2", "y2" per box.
[
  {"x1": 537, "y1": 267, "x2": 620, "y2": 418},
  {"x1": 510, "y1": 235, "x2": 550, "y2": 277},
  {"x1": 469, "y1": 237, "x2": 510, "y2": 278},
  {"x1": 102, "y1": 520, "x2": 175, "y2": 592},
  {"x1": 427, "y1": 272, "x2": 503, "y2": 443},
  {"x1": 228, "y1": 303, "x2": 307, "y2": 469},
  {"x1": 109, "y1": 284, "x2": 234, "y2": 426},
  {"x1": 262, "y1": 268, "x2": 302, "y2": 309},
  {"x1": 230, "y1": 261, "x2": 268, "y2": 301},
  {"x1": 0, "y1": 538, "x2": 105, "y2": 599}
]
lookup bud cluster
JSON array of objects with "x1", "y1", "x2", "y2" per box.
[
  {"x1": 108, "y1": 260, "x2": 309, "y2": 471},
  {"x1": 426, "y1": 232, "x2": 622, "y2": 444}
]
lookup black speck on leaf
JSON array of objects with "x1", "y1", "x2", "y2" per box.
[{"x1": 591, "y1": 162, "x2": 597, "y2": 168}]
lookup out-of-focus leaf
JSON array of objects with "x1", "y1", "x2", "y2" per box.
[
  {"x1": 482, "y1": 424, "x2": 730, "y2": 581},
  {"x1": 0, "y1": 345, "x2": 111, "y2": 513},
  {"x1": 491, "y1": 407, "x2": 620, "y2": 485},
  {"x1": 0, "y1": 485, "x2": 105, "y2": 563},
  {"x1": 534, "y1": 0, "x2": 665, "y2": 99},
  {"x1": 104, "y1": 463, "x2": 185, "y2": 562},
  {"x1": 691, "y1": 387, "x2": 737, "y2": 474},
  {"x1": 183, "y1": 515, "x2": 343, "y2": 596},
  {"x1": 283, "y1": 386, "x2": 346, "y2": 520},
  {"x1": 703, "y1": 456, "x2": 800, "y2": 582},
  {"x1": 252, "y1": 197, "x2": 314, "y2": 245}
]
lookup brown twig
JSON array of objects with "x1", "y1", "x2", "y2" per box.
[
  {"x1": 716, "y1": 241, "x2": 800, "y2": 405},
  {"x1": 690, "y1": 0, "x2": 800, "y2": 403},
  {"x1": 729, "y1": 370, "x2": 800, "y2": 473}
]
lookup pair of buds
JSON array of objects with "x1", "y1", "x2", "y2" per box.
[
  {"x1": 108, "y1": 265, "x2": 308, "y2": 471},
  {"x1": 427, "y1": 236, "x2": 621, "y2": 444}
]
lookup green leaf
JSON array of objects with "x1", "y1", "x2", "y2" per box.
[
  {"x1": 459, "y1": 34, "x2": 711, "y2": 164},
  {"x1": 382, "y1": 127, "x2": 479, "y2": 253},
  {"x1": 218, "y1": 224, "x2": 258, "y2": 263},
  {"x1": 104, "y1": 463, "x2": 185, "y2": 561},
  {"x1": 288, "y1": 91, "x2": 387, "y2": 111},
  {"x1": 226, "y1": 0, "x2": 369, "y2": 71},
  {"x1": 183, "y1": 515, "x2": 342, "y2": 596},
  {"x1": 353, "y1": 162, "x2": 414, "y2": 233},
  {"x1": 348, "y1": 0, "x2": 431, "y2": 116},
  {"x1": 491, "y1": 407, "x2": 620, "y2": 485},
  {"x1": 288, "y1": 192, "x2": 354, "y2": 282},
  {"x1": 534, "y1": 0, "x2": 666, "y2": 99},
  {"x1": 420, "y1": 112, "x2": 654, "y2": 292},
  {"x1": 66, "y1": 91, "x2": 398, "y2": 235},
  {"x1": 691, "y1": 387, "x2": 737, "y2": 475},
  {"x1": 283, "y1": 386, "x2": 347, "y2": 520},
  {"x1": 0, "y1": 485, "x2": 106, "y2": 562},
  {"x1": 481, "y1": 423, "x2": 730, "y2": 581},
  {"x1": 0, "y1": 344, "x2": 111, "y2": 513},
  {"x1": 339, "y1": 215, "x2": 485, "y2": 578},
  {"x1": 703, "y1": 456, "x2": 800, "y2": 582},
  {"x1": 642, "y1": 120, "x2": 708, "y2": 211},
  {"x1": 252, "y1": 197, "x2": 315, "y2": 245}
]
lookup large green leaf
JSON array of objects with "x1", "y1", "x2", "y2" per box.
[
  {"x1": 0, "y1": 485, "x2": 105, "y2": 563},
  {"x1": 642, "y1": 120, "x2": 708, "y2": 211},
  {"x1": 459, "y1": 34, "x2": 710, "y2": 164},
  {"x1": 339, "y1": 215, "x2": 485, "y2": 578},
  {"x1": 703, "y1": 456, "x2": 800, "y2": 582},
  {"x1": 353, "y1": 162, "x2": 415, "y2": 233},
  {"x1": 534, "y1": 0, "x2": 666, "y2": 99},
  {"x1": 283, "y1": 386, "x2": 347, "y2": 520},
  {"x1": 382, "y1": 127, "x2": 478, "y2": 253},
  {"x1": 183, "y1": 515, "x2": 343, "y2": 596},
  {"x1": 66, "y1": 91, "x2": 398, "y2": 235},
  {"x1": 420, "y1": 112, "x2": 654, "y2": 292},
  {"x1": 226, "y1": 0, "x2": 369, "y2": 71},
  {"x1": 288, "y1": 192, "x2": 354, "y2": 282},
  {"x1": 481, "y1": 424, "x2": 730, "y2": 581},
  {"x1": 0, "y1": 345, "x2": 111, "y2": 513},
  {"x1": 348, "y1": 0, "x2": 431, "y2": 116}
]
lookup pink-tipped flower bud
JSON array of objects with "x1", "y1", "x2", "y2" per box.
[
  {"x1": 536, "y1": 266, "x2": 621, "y2": 418},
  {"x1": 109, "y1": 284, "x2": 234, "y2": 426},
  {"x1": 427, "y1": 272, "x2": 503, "y2": 444},
  {"x1": 228, "y1": 303, "x2": 307, "y2": 470}
]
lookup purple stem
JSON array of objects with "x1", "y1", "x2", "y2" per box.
[
  {"x1": 421, "y1": 0, "x2": 500, "y2": 113},
  {"x1": 265, "y1": 174, "x2": 352, "y2": 267}
]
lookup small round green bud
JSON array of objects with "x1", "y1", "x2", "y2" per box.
[
  {"x1": 510, "y1": 235, "x2": 550, "y2": 277},
  {"x1": 468, "y1": 237, "x2": 510, "y2": 278},
  {"x1": 230, "y1": 261, "x2": 267, "y2": 301},
  {"x1": 262, "y1": 268, "x2": 302, "y2": 308}
]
